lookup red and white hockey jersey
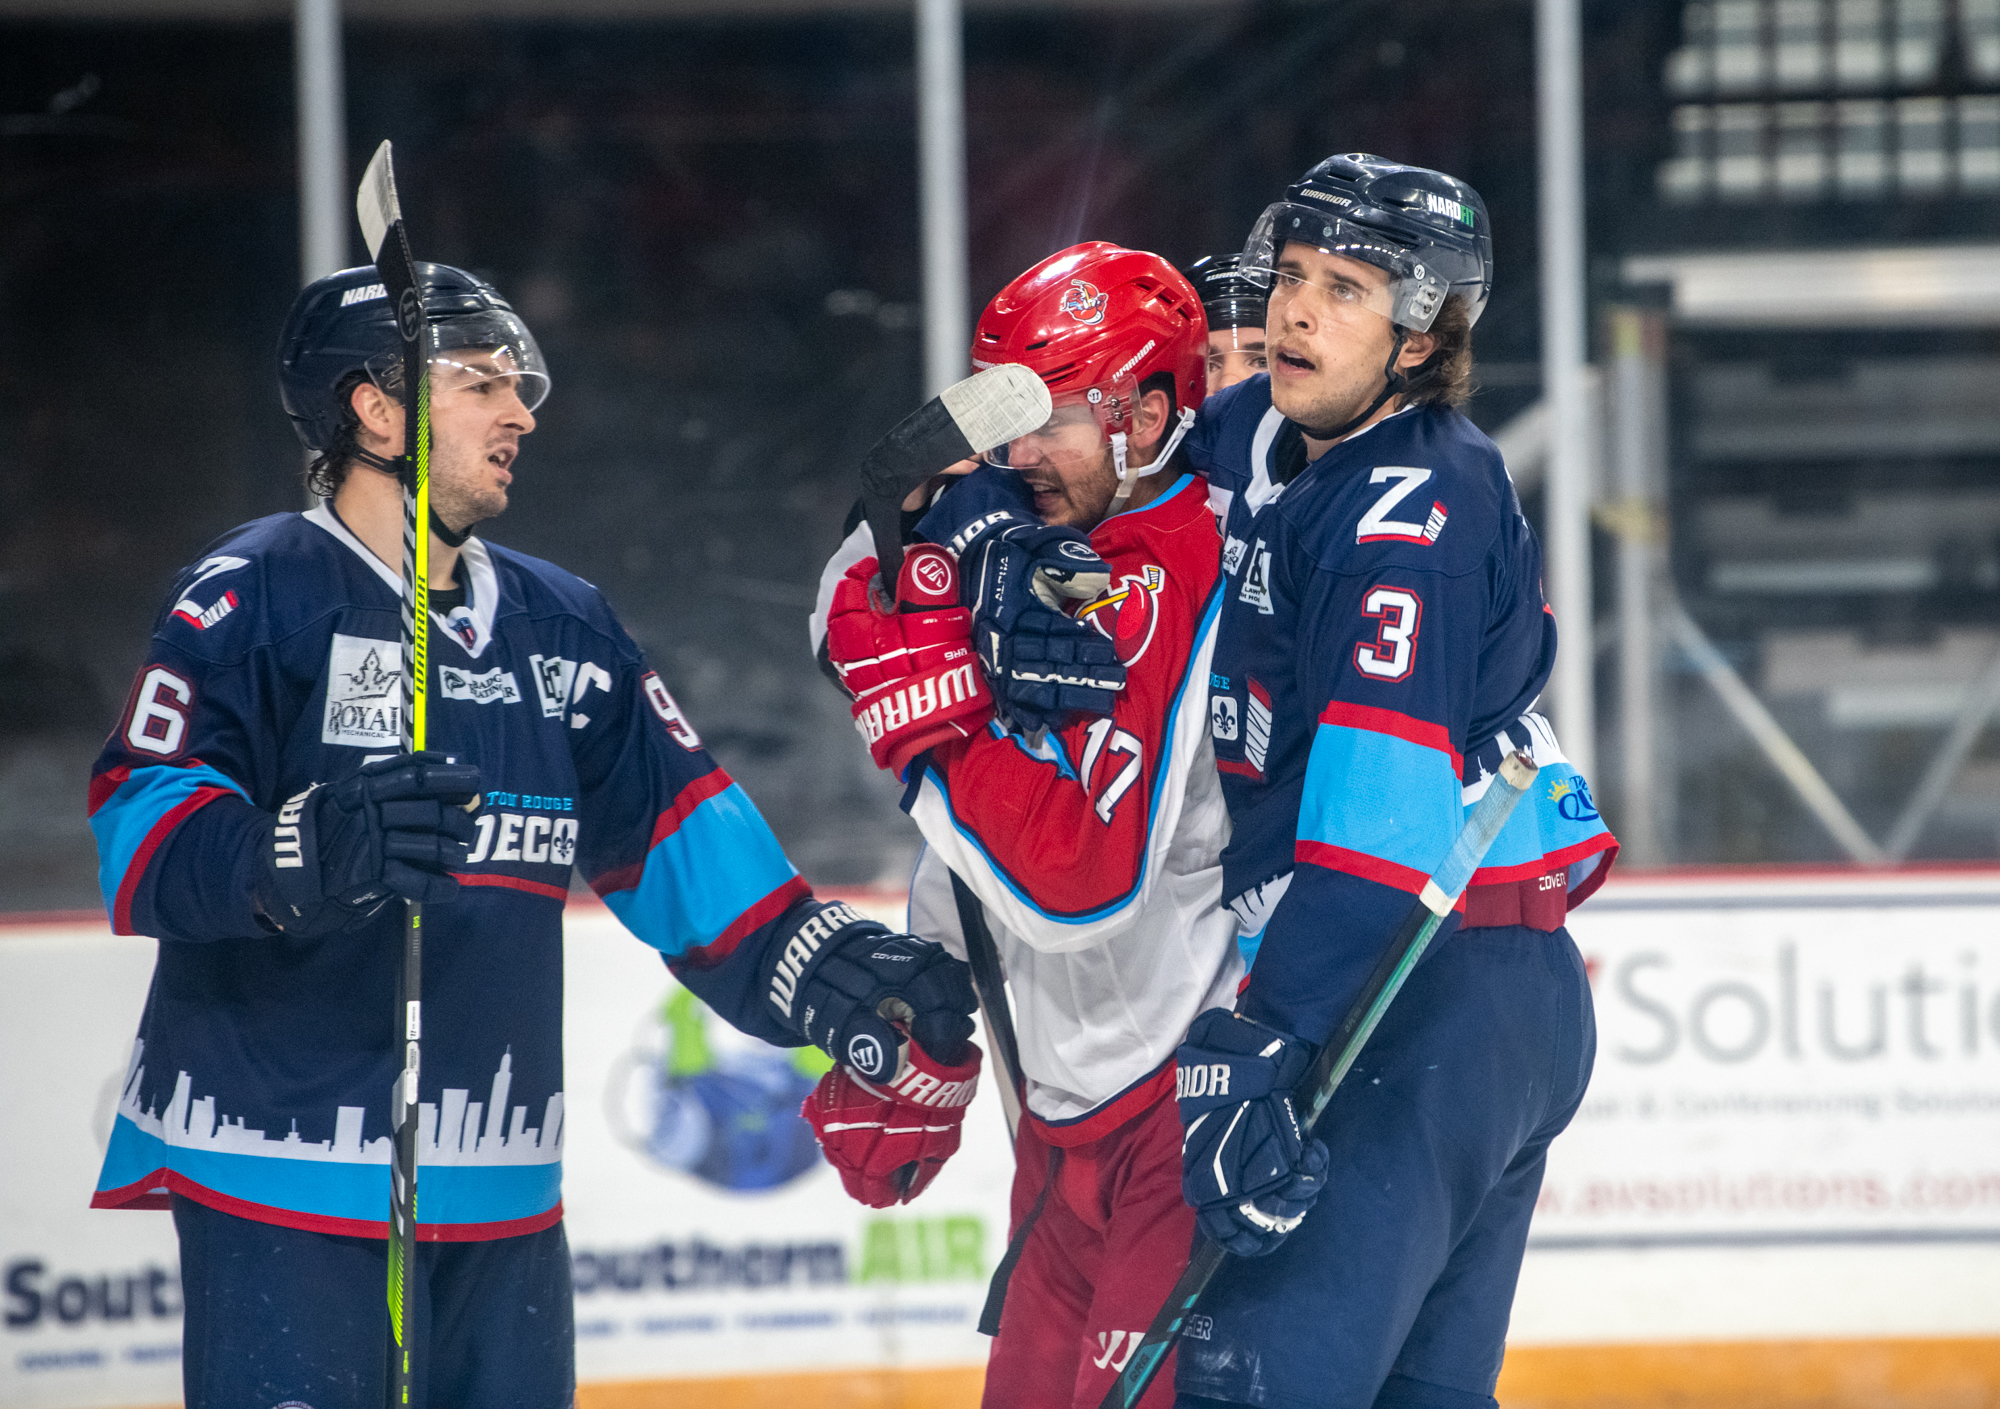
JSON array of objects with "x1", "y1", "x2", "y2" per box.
[{"x1": 892, "y1": 472, "x2": 1241, "y2": 1139}]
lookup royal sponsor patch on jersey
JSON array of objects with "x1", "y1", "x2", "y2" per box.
[
  {"x1": 439, "y1": 665, "x2": 522, "y2": 705},
  {"x1": 322, "y1": 633, "x2": 403, "y2": 746}
]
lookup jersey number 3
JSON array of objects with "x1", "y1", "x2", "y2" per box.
[{"x1": 1354, "y1": 587, "x2": 1422, "y2": 682}]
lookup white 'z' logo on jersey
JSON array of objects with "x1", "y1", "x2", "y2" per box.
[{"x1": 1357, "y1": 467, "x2": 1446, "y2": 545}]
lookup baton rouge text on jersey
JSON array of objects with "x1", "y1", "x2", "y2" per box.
[{"x1": 465, "y1": 793, "x2": 579, "y2": 867}]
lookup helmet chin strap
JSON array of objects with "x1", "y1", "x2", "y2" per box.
[
  {"x1": 1109, "y1": 406, "x2": 1200, "y2": 510},
  {"x1": 351, "y1": 446, "x2": 476, "y2": 547},
  {"x1": 1299, "y1": 330, "x2": 1410, "y2": 445}
]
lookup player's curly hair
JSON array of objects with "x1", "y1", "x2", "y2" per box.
[
  {"x1": 303, "y1": 363, "x2": 405, "y2": 500},
  {"x1": 1401, "y1": 294, "x2": 1474, "y2": 410}
]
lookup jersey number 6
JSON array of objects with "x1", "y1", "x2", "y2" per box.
[
  {"x1": 125, "y1": 666, "x2": 194, "y2": 757},
  {"x1": 1354, "y1": 587, "x2": 1422, "y2": 682}
]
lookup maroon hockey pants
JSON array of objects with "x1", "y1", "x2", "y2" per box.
[{"x1": 984, "y1": 1083, "x2": 1192, "y2": 1409}]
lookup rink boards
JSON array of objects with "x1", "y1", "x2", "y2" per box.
[{"x1": 3, "y1": 869, "x2": 1998, "y2": 1409}]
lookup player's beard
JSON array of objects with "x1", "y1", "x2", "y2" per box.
[
  {"x1": 430, "y1": 442, "x2": 511, "y2": 534},
  {"x1": 1267, "y1": 318, "x2": 1406, "y2": 441},
  {"x1": 1020, "y1": 445, "x2": 1124, "y2": 532},
  {"x1": 1269, "y1": 359, "x2": 1391, "y2": 440}
]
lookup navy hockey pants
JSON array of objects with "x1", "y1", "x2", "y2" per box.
[
  {"x1": 1173, "y1": 923, "x2": 1596, "y2": 1409},
  {"x1": 172, "y1": 1194, "x2": 575, "y2": 1409}
]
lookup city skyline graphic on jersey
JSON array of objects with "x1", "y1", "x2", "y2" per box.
[{"x1": 114, "y1": 1040, "x2": 563, "y2": 1167}]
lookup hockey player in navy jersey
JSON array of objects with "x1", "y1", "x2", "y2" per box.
[
  {"x1": 817, "y1": 244, "x2": 1237, "y2": 1408},
  {"x1": 1171, "y1": 154, "x2": 1618, "y2": 1409},
  {"x1": 86, "y1": 262, "x2": 979, "y2": 1408},
  {"x1": 1186, "y1": 253, "x2": 1270, "y2": 393}
]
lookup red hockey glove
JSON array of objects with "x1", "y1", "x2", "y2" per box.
[
  {"x1": 803, "y1": 1034, "x2": 983, "y2": 1207},
  {"x1": 825, "y1": 546, "x2": 994, "y2": 775}
]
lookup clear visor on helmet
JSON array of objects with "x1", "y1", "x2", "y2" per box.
[
  {"x1": 979, "y1": 373, "x2": 1138, "y2": 469},
  {"x1": 365, "y1": 309, "x2": 552, "y2": 412},
  {"x1": 1240, "y1": 202, "x2": 1448, "y2": 333}
]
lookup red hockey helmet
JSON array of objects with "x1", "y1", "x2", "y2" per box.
[{"x1": 971, "y1": 242, "x2": 1208, "y2": 503}]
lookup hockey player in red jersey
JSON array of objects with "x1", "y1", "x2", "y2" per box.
[{"x1": 818, "y1": 244, "x2": 1233, "y2": 1409}]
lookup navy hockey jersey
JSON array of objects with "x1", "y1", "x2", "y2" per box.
[
  {"x1": 1183, "y1": 378, "x2": 1617, "y2": 1043},
  {"x1": 87, "y1": 506, "x2": 811, "y2": 1239}
]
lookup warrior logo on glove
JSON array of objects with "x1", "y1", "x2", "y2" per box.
[
  {"x1": 804, "y1": 1031, "x2": 983, "y2": 1208},
  {"x1": 826, "y1": 550, "x2": 995, "y2": 775},
  {"x1": 906, "y1": 547, "x2": 956, "y2": 604},
  {"x1": 846, "y1": 1031, "x2": 889, "y2": 1078}
]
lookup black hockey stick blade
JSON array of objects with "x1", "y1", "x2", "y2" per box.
[
  {"x1": 1097, "y1": 752, "x2": 1541, "y2": 1409},
  {"x1": 860, "y1": 363, "x2": 1050, "y2": 584},
  {"x1": 950, "y1": 871, "x2": 1023, "y2": 1138}
]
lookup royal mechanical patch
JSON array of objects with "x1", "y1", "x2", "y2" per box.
[{"x1": 322, "y1": 633, "x2": 403, "y2": 747}]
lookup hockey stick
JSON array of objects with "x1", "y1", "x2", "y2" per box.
[
  {"x1": 950, "y1": 870, "x2": 1023, "y2": 1138},
  {"x1": 357, "y1": 139, "x2": 431, "y2": 1409},
  {"x1": 855, "y1": 364, "x2": 1049, "y2": 1136},
  {"x1": 1098, "y1": 750, "x2": 1542, "y2": 1409},
  {"x1": 861, "y1": 363, "x2": 1049, "y2": 586}
]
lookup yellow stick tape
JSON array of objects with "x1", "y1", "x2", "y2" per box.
[{"x1": 411, "y1": 371, "x2": 431, "y2": 753}]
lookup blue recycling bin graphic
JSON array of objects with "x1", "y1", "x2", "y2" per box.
[{"x1": 610, "y1": 986, "x2": 833, "y2": 1192}]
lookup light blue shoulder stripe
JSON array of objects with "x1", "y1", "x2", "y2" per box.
[
  {"x1": 604, "y1": 783, "x2": 798, "y2": 958},
  {"x1": 1300, "y1": 723, "x2": 1462, "y2": 875},
  {"x1": 91, "y1": 764, "x2": 250, "y2": 913}
]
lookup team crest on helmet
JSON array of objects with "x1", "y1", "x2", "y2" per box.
[
  {"x1": 1078, "y1": 564, "x2": 1166, "y2": 665},
  {"x1": 1060, "y1": 278, "x2": 1109, "y2": 326}
]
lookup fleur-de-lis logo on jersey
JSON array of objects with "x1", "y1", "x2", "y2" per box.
[{"x1": 1060, "y1": 278, "x2": 1108, "y2": 326}]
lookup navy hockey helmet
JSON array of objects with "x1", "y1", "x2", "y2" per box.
[
  {"x1": 1240, "y1": 153, "x2": 1492, "y2": 332},
  {"x1": 277, "y1": 263, "x2": 550, "y2": 455},
  {"x1": 1183, "y1": 253, "x2": 1266, "y2": 332}
]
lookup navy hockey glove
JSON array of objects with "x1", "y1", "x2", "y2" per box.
[
  {"x1": 916, "y1": 469, "x2": 1124, "y2": 733},
  {"x1": 763, "y1": 899, "x2": 978, "y2": 1079},
  {"x1": 1176, "y1": 1008, "x2": 1330, "y2": 1258},
  {"x1": 256, "y1": 751, "x2": 482, "y2": 937}
]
